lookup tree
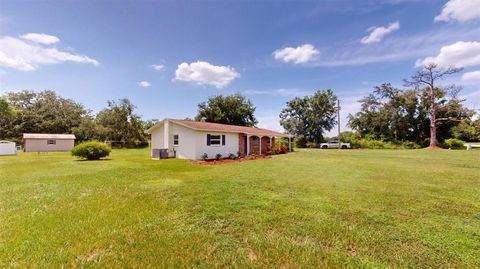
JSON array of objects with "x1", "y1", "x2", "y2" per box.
[
  {"x1": 96, "y1": 98, "x2": 147, "y2": 145},
  {"x1": 451, "y1": 119, "x2": 480, "y2": 142},
  {"x1": 195, "y1": 93, "x2": 257, "y2": 127},
  {"x1": 0, "y1": 97, "x2": 16, "y2": 140},
  {"x1": 280, "y1": 89, "x2": 337, "y2": 146},
  {"x1": 71, "y1": 116, "x2": 108, "y2": 142},
  {"x1": 348, "y1": 84, "x2": 430, "y2": 144},
  {"x1": 3, "y1": 90, "x2": 87, "y2": 141},
  {"x1": 404, "y1": 63, "x2": 463, "y2": 148}
]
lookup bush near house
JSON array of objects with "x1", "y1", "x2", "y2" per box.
[
  {"x1": 201, "y1": 153, "x2": 208, "y2": 161},
  {"x1": 71, "y1": 141, "x2": 112, "y2": 160},
  {"x1": 268, "y1": 142, "x2": 289, "y2": 155}
]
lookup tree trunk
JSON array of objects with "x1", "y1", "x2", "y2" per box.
[{"x1": 429, "y1": 85, "x2": 437, "y2": 148}]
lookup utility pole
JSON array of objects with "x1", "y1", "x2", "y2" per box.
[{"x1": 337, "y1": 99, "x2": 341, "y2": 149}]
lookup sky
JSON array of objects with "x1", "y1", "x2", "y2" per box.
[{"x1": 0, "y1": 0, "x2": 479, "y2": 136}]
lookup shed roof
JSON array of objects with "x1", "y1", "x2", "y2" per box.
[
  {"x1": 23, "y1": 133, "x2": 76, "y2": 140},
  {"x1": 147, "y1": 119, "x2": 289, "y2": 137}
]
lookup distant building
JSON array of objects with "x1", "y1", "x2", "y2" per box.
[
  {"x1": 0, "y1": 141, "x2": 16, "y2": 155},
  {"x1": 23, "y1": 134, "x2": 76, "y2": 152}
]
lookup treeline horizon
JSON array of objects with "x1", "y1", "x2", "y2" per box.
[{"x1": 1, "y1": 63, "x2": 479, "y2": 149}]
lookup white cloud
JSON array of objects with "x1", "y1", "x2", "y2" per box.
[
  {"x1": 273, "y1": 44, "x2": 319, "y2": 64},
  {"x1": 462, "y1": 70, "x2": 480, "y2": 80},
  {"x1": 0, "y1": 34, "x2": 99, "y2": 71},
  {"x1": 434, "y1": 0, "x2": 480, "y2": 23},
  {"x1": 20, "y1": 33, "x2": 60, "y2": 45},
  {"x1": 415, "y1": 41, "x2": 480, "y2": 68},
  {"x1": 139, "y1": 81, "x2": 151, "y2": 87},
  {"x1": 361, "y1": 21, "x2": 400, "y2": 44},
  {"x1": 150, "y1": 64, "x2": 165, "y2": 72},
  {"x1": 174, "y1": 61, "x2": 240, "y2": 89}
]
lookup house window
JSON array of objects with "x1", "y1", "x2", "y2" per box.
[
  {"x1": 207, "y1": 134, "x2": 225, "y2": 146},
  {"x1": 173, "y1": 134, "x2": 179, "y2": 145},
  {"x1": 210, "y1": 135, "x2": 221, "y2": 145},
  {"x1": 47, "y1": 139, "x2": 56, "y2": 145}
]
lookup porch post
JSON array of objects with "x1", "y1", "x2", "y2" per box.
[
  {"x1": 259, "y1": 136, "x2": 262, "y2": 155},
  {"x1": 246, "y1": 135, "x2": 250, "y2": 156}
]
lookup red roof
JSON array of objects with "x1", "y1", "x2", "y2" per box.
[{"x1": 149, "y1": 119, "x2": 289, "y2": 137}]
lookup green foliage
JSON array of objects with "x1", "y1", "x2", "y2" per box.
[
  {"x1": 401, "y1": 141, "x2": 422, "y2": 149},
  {"x1": 306, "y1": 142, "x2": 318, "y2": 148},
  {"x1": 215, "y1": 153, "x2": 222, "y2": 160},
  {"x1": 268, "y1": 139, "x2": 289, "y2": 154},
  {"x1": 442, "y1": 138, "x2": 466, "y2": 150},
  {"x1": 280, "y1": 89, "x2": 337, "y2": 145},
  {"x1": 71, "y1": 141, "x2": 112, "y2": 160},
  {"x1": 348, "y1": 83, "x2": 474, "y2": 146},
  {"x1": 195, "y1": 93, "x2": 257, "y2": 127},
  {"x1": 451, "y1": 120, "x2": 480, "y2": 142},
  {"x1": 0, "y1": 91, "x2": 156, "y2": 146},
  {"x1": 201, "y1": 153, "x2": 208, "y2": 161},
  {"x1": 96, "y1": 99, "x2": 148, "y2": 145},
  {"x1": 72, "y1": 117, "x2": 108, "y2": 142},
  {"x1": 228, "y1": 153, "x2": 237, "y2": 160},
  {"x1": 3, "y1": 90, "x2": 88, "y2": 140}
]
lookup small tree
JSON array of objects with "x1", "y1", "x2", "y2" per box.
[{"x1": 404, "y1": 63, "x2": 463, "y2": 148}]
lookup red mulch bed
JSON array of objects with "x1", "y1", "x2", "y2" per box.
[{"x1": 194, "y1": 155, "x2": 272, "y2": 165}]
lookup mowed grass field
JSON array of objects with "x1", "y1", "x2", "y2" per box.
[{"x1": 1, "y1": 149, "x2": 479, "y2": 268}]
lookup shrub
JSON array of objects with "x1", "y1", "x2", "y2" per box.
[
  {"x1": 215, "y1": 153, "x2": 222, "y2": 160},
  {"x1": 306, "y1": 142, "x2": 318, "y2": 148},
  {"x1": 228, "y1": 153, "x2": 237, "y2": 160},
  {"x1": 401, "y1": 141, "x2": 421, "y2": 149},
  {"x1": 201, "y1": 153, "x2": 208, "y2": 161},
  {"x1": 71, "y1": 141, "x2": 111, "y2": 160},
  {"x1": 442, "y1": 138, "x2": 465, "y2": 150}
]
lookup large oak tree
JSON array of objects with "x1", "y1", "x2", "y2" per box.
[{"x1": 195, "y1": 93, "x2": 257, "y2": 127}]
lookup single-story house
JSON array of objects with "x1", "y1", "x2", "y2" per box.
[
  {"x1": 0, "y1": 140, "x2": 16, "y2": 155},
  {"x1": 146, "y1": 119, "x2": 291, "y2": 160},
  {"x1": 23, "y1": 133, "x2": 76, "y2": 152}
]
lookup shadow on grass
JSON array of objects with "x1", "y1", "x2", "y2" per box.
[{"x1": 73, "y1": 158, "x2": 112, "y2": 162}]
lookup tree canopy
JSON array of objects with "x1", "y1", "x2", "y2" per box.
[
  {"x1": 348, "y1": 82, "x2": 473, "y2": 146},
  {"x1": 280, "y1": 89, "x2": 337, "y2": 146},
  {"x1": 0, "y1": 91, "x2": 152, "y2": 146},
  {"x1": 195, "y1": 93, "x2": 257, "y2": 127}
]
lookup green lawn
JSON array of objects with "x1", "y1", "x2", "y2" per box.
[{"x1": 1, "y1": 149, "x2": 479, "y2": 268}]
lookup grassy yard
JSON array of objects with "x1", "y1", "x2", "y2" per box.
[{"x1": 1, "y1": 149, "x2": 479, "y2": 268}]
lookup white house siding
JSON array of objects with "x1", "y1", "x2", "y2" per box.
[
  {"x1": 24, "y1": 139, "x2": 74, "y2": 152},
  {"x1": 169, "y1": 123, "x2": 197, "y2": 159},
  {"x1": 194, "y1": 131, "x2": 238, "y2": 160},
  {"x1": 0, "y1": 141, "x2": 16, "y2": 155},
  {"x1": 150, "y1": 124, "x2": 164, "y2": 156}
]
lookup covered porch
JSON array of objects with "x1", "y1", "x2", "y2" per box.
[{"x1": 238, "y1": 133, "x2": 291, "y2": 156}]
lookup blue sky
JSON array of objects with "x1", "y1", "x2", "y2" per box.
[{"x1": 1, "y1": 0, "x2": 479, "y2": 135}]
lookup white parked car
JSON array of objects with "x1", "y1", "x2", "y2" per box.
[{"x1": 320, "y1": 141, "x2": 351, "y2": 149}]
